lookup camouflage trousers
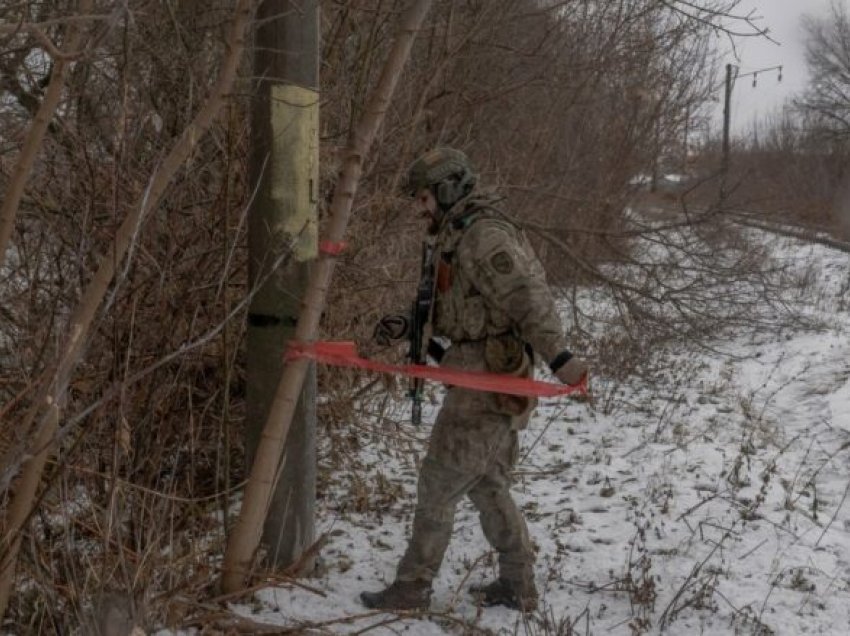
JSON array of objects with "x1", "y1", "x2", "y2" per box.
[{"x1": 396, "y1": 346, "x2": 535, "y2": 586}]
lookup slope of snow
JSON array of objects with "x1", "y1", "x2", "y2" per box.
[{"x1": 159, "y1": 228, "x2": 850, "y2": 635}]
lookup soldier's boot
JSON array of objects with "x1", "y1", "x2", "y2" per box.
[
  {"x1": 360, "y1": 580, "x2": 432, "y2": 611},
  {"x1": 470, "y1": 578, "x2": 538, "y2": 612}
]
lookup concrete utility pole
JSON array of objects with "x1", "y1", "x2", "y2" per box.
[
  {"x1": 246, "y1": 0, "x2": 319, "y2": 570},
  {"x1": 222, "y1": 0, "x2": 433, "y2": 593}
]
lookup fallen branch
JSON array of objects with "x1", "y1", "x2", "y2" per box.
[{"x1": 728, "y1": 212, "x2": 850, "y2": 254}]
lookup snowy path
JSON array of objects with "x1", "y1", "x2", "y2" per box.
[{"x1": 171, "y1": 231, "x2": 850, "y2": 635}]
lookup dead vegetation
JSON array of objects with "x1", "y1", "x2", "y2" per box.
[{"x1": 0, "y1": 0, "x2": 844, "y2": 633}]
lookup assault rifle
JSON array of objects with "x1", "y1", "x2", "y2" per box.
[{"x1": 409, "y1": 240, "x2": 436, "y2": 426}]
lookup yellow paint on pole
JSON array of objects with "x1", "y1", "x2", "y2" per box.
[{"x1": 270, "y1": 84, "x2": 319, "y2": 261}]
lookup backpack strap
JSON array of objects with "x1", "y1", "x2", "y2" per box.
[{"x1": 451, "y1": 201, "x2": 521, "y2": 233}]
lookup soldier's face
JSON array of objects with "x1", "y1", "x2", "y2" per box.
[{"x1": 415, "y1": 188, "x2": 439, "y2": 233}]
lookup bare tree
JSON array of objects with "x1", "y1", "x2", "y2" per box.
[
  {"x1": 0, "y1": 0, "x2": 256, "y2": 622},
  {"x1": 0, "y1": 0, "x2": 92, "y2": 267},
  {"x1": 796, "y1": 1, "x2": 850, "y2": 140}
]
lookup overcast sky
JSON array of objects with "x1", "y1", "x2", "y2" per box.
[{"x1": 718, "y1": 0, "x2": 839, "y2": 135}]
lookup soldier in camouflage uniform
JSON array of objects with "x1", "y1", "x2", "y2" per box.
[{"x1": 361, "y1": 148, "x2": 588, "y2": 612}]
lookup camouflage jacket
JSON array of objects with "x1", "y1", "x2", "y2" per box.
[{"x1": 431, "y1": 195, "x2": 569, "y2": 371}]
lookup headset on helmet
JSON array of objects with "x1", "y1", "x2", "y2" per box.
[{"x1": 406, "y1": 147, "x2": 477, "y2": 207}]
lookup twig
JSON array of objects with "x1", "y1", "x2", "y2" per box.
[
  {"x1": 658, "y1": 532, "x2": 728, "y2": 629},
  {"x1": 815, "y1": 476, "x2": 850, "y2": 547}
]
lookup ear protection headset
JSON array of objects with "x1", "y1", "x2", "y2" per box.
[{"x1": 435, "y1": 167, "x2": 475, "y2": 208}]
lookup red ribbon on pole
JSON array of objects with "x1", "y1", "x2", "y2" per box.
[
  {"x1": 319, "y1": 240, "x2": 348, "y2": 256},
  {"x1": 286, "y1": 341, "x2": 587, "y2": 398}
]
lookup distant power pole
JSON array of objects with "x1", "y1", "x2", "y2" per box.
[
  {"x1": 246, "y1": 0, "x2": 319, "y2": 570},
  {"x1": 721, "y1": 62, "x2": 734, "y2": 203},
  {"x1": 719, "y1": 63, "x2": 782, "y2": 206}
]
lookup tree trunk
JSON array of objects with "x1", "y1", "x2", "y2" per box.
[
  {"x1": 245, "y1": 0, "x2": 319, "y2": 570},
  {"x1": 220, "y1": 0, "x2": 434, "y2": 593}
]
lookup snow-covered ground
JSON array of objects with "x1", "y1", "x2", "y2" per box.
[{"x1": 171, "y1": 228, "x2": 850, "y2": 635}]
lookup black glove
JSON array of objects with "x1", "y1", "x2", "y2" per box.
[
  {"x1": 555, "y1": 357, "x2": 588, "y2": 386},
  {"x1": 373, "y1": 314, "x2": 410, "y2": 345}
]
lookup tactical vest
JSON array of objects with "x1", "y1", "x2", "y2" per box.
[
  {"x1": 432, "y1": 202, "x2": 521, "y2": 343},
  {"x1": 431, "y1": 199, "x2": 538, "y2": 425}
]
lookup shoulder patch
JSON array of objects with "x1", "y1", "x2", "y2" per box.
[{"x1": 490, "y1": 251, "x2": 514, "y2": 275}]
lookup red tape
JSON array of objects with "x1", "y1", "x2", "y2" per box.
[
  {"x1": 319, "y1": 240, "x2": 348, "y2": 256},
  {"x1": 286, "y1": 341, "x2": 587, "y2": 398}
]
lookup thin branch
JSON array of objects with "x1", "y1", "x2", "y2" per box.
[
  {"x1": 0, "y1": 0, "x2": 258, "y2": 620},
  {"x1": 0, "y1": 2, "x2": 91, "y2": 268}
]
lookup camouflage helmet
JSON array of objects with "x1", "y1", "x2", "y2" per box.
[{"x1": 405, "y1": 147, "x2": 477, "y2": 206}]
